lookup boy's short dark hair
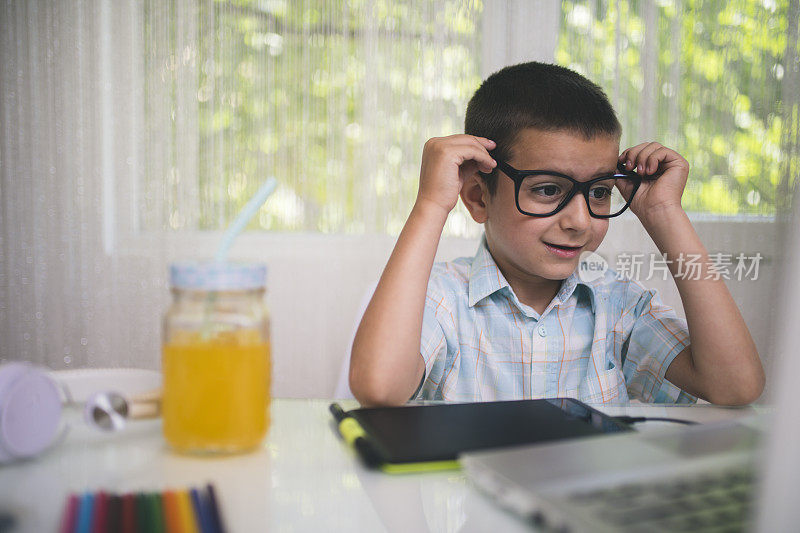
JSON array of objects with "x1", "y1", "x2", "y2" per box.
[{"x1": 464, "y1": 62, "x2": 622, "y2": 195}]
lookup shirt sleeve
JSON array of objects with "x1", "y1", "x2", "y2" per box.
[
  {"x1": 413, "y1": 288, "x2": 451, "y2": 400},
  {"x1": 620, "y1": 284, "x2": 696, "y2": 404}
]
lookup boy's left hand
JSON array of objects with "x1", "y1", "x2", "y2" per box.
[{"x1": 617, "y1": 142, "x2": 689, "y2": 222}]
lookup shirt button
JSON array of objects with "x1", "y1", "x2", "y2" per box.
[{"x1": 537, "y1": 325, "x2": 547, "y2": 337}]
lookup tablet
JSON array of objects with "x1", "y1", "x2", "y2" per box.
[{"x1": 332, "y1": 398, "x2": 632, "y2": 473}]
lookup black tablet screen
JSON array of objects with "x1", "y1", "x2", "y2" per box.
[{"x1": 350, "y1": 398, "x2": 631, "y2": 464}]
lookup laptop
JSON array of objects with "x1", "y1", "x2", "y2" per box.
[{"x1": 461, "y1": 196, "x2": 800, "y2": 532}]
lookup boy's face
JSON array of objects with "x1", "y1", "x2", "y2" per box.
[{"x1": 483, "y1": 128, "x2": 619, "y2": 285}]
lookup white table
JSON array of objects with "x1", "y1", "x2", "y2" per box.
[{"x1": 0, "y1": 399, "x2": 758, "y2": 533}]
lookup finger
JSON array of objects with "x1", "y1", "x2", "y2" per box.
[
  {"x1": 454, "y1": 139, "x2": 497, "y2": 166},
  {"x1": 620, "y1": 143, "x2": 651, "y2": 171},
  {"x1": 618, "y1": 149, "x2": 631, "y2": 172},
  {"x1": 632, "y1": 142, "x2": 663, "y2": 174},
  {"x1": 446, "y1": 134, "x2": 496, "y2": 150},
  {"x1": 457, "y1": 145, "x2": 497, "y2": 174},
  {"x1": 643, "y1": 146, "x2": 680, "y2": 175},
  {"x1": 456, "y1": 136, "x2": 497, "y2": 154},
  {"x1": 471, "y1": 136, "x2": 497, "y2": 149}
]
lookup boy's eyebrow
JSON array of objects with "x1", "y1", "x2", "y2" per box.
[
  {"x1": 555, "y1": 167, "x2": 619, "y2": 180},
  {"x1": 560, "y1": 168, "x2": 621, "y2": 183},
  {"x1": 506, "y1": 160, "x2": 620, "y2": 178}
]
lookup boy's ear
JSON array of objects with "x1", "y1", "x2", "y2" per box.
[{"x1": 460, "y1": 174, "x2": 490, "y2": 224}]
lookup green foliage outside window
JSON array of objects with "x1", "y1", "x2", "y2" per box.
[
  {"x1": 143, "y1": 0, "x2": 482, "y2": 234},
  {"x1": 558, "y1": 0, "x2": 799, "y2": 216},
  {"x1": 143, "y1": 0, "x2": 799, "y2": 236}
]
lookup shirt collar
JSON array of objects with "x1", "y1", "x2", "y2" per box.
[
  {"x1": 467, "y1": 234, "x2": 600, "y2": 313},
  {"x1": 468, "y1": 235, "x2": 510, "y2": 307}
]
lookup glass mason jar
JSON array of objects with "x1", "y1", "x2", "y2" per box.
[{"x1": 162, "y1": 262, "x2": 270, "y2": 454}]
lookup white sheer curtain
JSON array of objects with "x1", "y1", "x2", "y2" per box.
[
  {"x1": 1, "y1": 1, "x2": 148, "y2": 371},
  {"x1": 0, "y1": 0, "x2": 490, "y2": 397},
  {"x1": 1, "y1": 0, "x2": 797, "y2": 397}
]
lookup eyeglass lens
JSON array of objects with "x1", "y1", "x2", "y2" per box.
[{"x1": 517, "y1": 174, "x2": 636, "y2": 216}]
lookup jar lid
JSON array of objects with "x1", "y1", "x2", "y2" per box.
[{"x1": 169, "y1": 262, "x2": 267, "y2": 291}]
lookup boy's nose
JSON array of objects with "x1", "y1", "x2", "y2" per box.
[{"x1": 557, "y1": 193, "x2": 593, "y2": 231}]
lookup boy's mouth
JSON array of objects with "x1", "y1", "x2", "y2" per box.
[
  {"x1": 543, "y1": 241, "x2": 583, "y2": 258},
  {"x1": 544, "y1": 241, "x2": 582, "y2": 251}
]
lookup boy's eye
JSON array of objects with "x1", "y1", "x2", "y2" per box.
[
  {"x1": 521, "y1": 175, "x2": 572, "y2": 203},
  {"x1": 530, "y1": 184, "x2": 563, "y2": 197},
  {"x1": 589, "y1": 186, "x2": 612, "y2": 200}
]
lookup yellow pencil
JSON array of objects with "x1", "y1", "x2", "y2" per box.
[{"x1": 175, "y1": 489, "x2": 200, "y2": 533}]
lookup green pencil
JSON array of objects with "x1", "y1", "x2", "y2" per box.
[{"x1": 134, "y1": 493, "x2": 148, "y2": 533}]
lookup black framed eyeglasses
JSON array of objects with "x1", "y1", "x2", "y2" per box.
[{"x1": 493, "y1": 158, "x2": 642, "y2": 218}]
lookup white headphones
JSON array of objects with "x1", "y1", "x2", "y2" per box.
[
  {"x1": 0, "y1": 362, "x2": 63, "y2": 463},
  {"x1": 0, "y1": 362, "x2": 161, "y2": 463}
]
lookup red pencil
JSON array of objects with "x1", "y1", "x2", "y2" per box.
[
  {"x1": 91, "y1": 491, "x2": 108, "y2": 533},
  {"x1": 58, "y1": 493, "x2": 79, "y2": 533},
  {"x1": 120, "y1": 494, "x2": 136, "y2": 533}
]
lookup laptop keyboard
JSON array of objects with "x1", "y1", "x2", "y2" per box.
[{"x1": 566, "y1": 466, "x2": 755, "y2": 532}]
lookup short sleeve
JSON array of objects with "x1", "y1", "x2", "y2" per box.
[
  {"x1": 620, "y1": 286, "x2": 696, "y2": 404},
  {"x1": 413, "y1": 289, "x2": 450, "y2": 400}
]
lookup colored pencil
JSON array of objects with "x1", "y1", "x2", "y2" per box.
[
  {"x1": 60, "y1": 485, "x2": 223, "y2": 533},
  {"x1": 91, "y1": 491, "x2": 107, "y2": 533},
  {"x1": 75, "y1": 493, "x2": 95, "y2": 533},
  {"x1": 148, "y1": 492, "x2": 165, "y2": 533},
  {"x1": 135, "y1": 493, "x2": 150, "y2": 533},
  {"x1": 205, "y1": 484, "x2": 225, "y2": 533},
  {"x1": 161, "y1": 491, "x2": 181, "y2": 533},
  {"x1": 176, "y1": 489, "x2": 200, "y2": 533},
  {"x1": 120, "y1": 494, "x2": 136, "y2": 533},
  {"x1": 189, "y1": 487, "x2": 213, "y2": 533},
  {"x1": 58, "y1": 493, "x2": 80, "y2": 533},
  {"x1": 105, "y1": 495, "x2": 122, "y2": 533}
]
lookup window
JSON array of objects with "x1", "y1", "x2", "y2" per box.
[
  {"x1": 141, "y1": 0, "x2": 483, "y2": 235},
  {"x1": 558, "y1": 0, "x2": 798, "y2": 216},
  {"x1": 141, "y1": 0, "x2": 798, "y2": 240}
]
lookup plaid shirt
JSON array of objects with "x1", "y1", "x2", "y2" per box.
[{"x1": 417, "y1": 236, "x2": 696, "y2": 404}]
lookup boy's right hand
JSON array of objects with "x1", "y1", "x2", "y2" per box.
[{"x1": 416, "y1": 135, "x2": 496, "y2": 215}]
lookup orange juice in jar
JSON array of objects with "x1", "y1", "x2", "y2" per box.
[{"x1": 162, "y1": 263, "x2": 270, "y2": 454}]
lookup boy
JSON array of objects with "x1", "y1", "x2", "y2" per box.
[{"x1": 349, "y1": 62, "x2": 764, "y2": 407}]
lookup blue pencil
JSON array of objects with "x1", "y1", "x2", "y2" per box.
[
  {"x1": 75, "y1": 492, "x2": 95, "y2": 533},
  {"x1": 205, "y1": 484, "x2": 225, "y2": 533},
  {"x1": 189, "y1": 487, "x2": 214, "y2": 533}
]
